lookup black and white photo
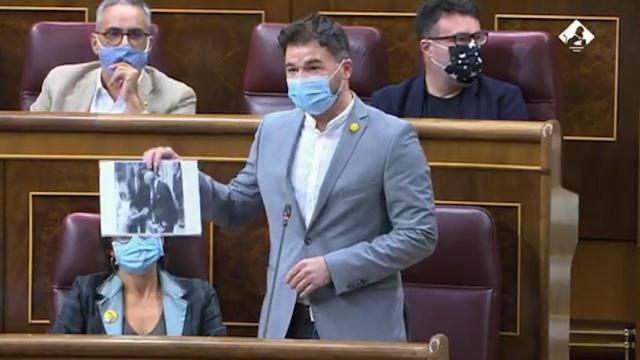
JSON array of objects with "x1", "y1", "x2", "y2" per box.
[{"x1": 100, "y1": 160, "x2": 201, "y2": 236}]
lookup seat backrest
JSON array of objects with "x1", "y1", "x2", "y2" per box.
[
  {"x1": 481, "y1": 31, "x2": 559, "y2": 121},
  {"x1": 20, "y1": 21, "x2": 164, "y2": 110},
  {"x1": 242, "y1": 23, "x2": 389, "y2": 115},
  {"x1": 51, "y1": 212, "x2": 209, "y2": 320},
  {"x1": 402, "y1": 205, "x2": 501, "y2": 360}
]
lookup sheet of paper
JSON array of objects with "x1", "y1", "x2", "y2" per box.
[{"x1": 99, "y1": 160, "x2": 201, "y2": 237}]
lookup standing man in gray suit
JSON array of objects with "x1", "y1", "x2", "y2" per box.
[{"x1": 143, "y1": 14, "x2": 437, "y2": 341}]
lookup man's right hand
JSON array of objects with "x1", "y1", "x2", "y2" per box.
[{"x1": 143, "y1": 146, "x2": 180, "y2": 170}]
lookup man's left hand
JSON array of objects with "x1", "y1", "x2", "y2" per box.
[
  {"x1": 108, "y1": 62, "x2": 144, "y2": 113},
  {"x1": 286, "y1": 257, "x2": 331, "y2": 298}
]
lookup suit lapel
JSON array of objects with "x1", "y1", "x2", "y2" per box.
[
  {"x1": 68, "y1": 67, "x2": 101, "y2": 112},
  {"x1": 96, "y1": 274, "x2": 124, "y2": 335},
  {"x1": 138, "y1": 68, "x2": 153, "y2": 112},
  {"x1": 159, "y1": 270, "x2": 187, "y2": 336},
  {"x1": 307, "y1": 97, "x2": 369, "y2": 230}
]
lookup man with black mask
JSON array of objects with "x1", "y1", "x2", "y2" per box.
[{"x1": 371, "y1": 0, "x2": 528, "y2": 120}]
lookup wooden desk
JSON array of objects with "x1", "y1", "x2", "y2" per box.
[
  {"x1": 0, "y1": 112, "x2": 578, "y2": 360},
  {"x1": 0, "y1": 334, "x2": 448, "y2": 360}
]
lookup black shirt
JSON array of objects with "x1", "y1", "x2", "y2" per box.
[{"x1": 421, "y1": 90, "x2": 463, "y2": 118}]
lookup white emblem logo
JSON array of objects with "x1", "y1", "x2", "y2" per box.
[{"x1": 559, "y1": 20, "x2": 595, "y2": 53}]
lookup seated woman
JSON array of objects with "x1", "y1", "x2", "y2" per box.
[{"x1": 51, "y1": 235, "x2": 226, "y2": 336}]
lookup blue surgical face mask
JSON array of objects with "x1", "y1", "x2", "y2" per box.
[
  {"x1": 97, "y1": 39, "x2": 149, "y2": 76},
  {"x1": 286, "y1": 60, "x2": 345, "y2": 115},
  {"x1": 112, "y1": 236, "x2": 164, "y2": 275}
]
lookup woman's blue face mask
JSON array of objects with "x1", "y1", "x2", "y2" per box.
[
  {"x1": 286, "y1": 60, "x2": 345, "y2": 115},
  {"x1": 112, "y1": 235, "x2": 164, "y2": 275}
]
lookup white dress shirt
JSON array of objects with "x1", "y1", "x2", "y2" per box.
[
  {"x1": 89, "y1": 72, "x2": 143, "y2": 113},
  {"x1": 291, "y1": 97, "x2": 355, "y2": 228}
]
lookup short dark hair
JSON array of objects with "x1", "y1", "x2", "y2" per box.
[
  {"x1": 416, "y1": 0, "x2": 480, "y2": 38},
  {"x1": 278, "y1": 14, "x2": 350, "y2": 60}
]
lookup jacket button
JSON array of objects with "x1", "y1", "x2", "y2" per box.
[{"x1": 304, "y1": 237, "x2": 311, "y2": 245}]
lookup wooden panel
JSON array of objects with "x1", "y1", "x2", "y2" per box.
[
  {"x1": 30, "y1": 193, "x2": 98, "y2": 323},
  {"x1": 151, "y1": 10, "x2": 264, "y2": 114},
  {"x1": 571, "y1": 240, "x2": 635, "y2": 322},
  {"x1": 471, "y1": 0, "x2": 640, "y2": 241},
  {"x1": 101, "y1": 0, "x2": 292, "y2": 117},
  {"x1": 486, "y1": 205, "x2": 519, "y2": 334},
  {"x1": 0, "y1": 6, "x2": 87, "y2": 110},
  {"x1": 144, "y1": 0, "x2": 289, "y2": 22},
  {"x1": 496, "y1": 16, "x2": 618, "y2": 140},
  {"x1": 492, "y1": 7, "x2": 638, "y2": 243},
  {"x1": 4, "y1": 160, "x2": 98, "y2": 332},
  {"x1": 473, "y1": 1, "x2": 640, "y2": 244},
  {"x1": 291, "y1": 0, "x2": 423, "y2": 84},
  {"x1": 291, "y1": 0, "x2": 423, "y2": 21},
  {"x1": 201, "y1": 162, "x2": 268, "y2": 329}
]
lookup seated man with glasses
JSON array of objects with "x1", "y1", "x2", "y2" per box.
[
  {"x1": 30, "y1": 0, "x2": 196, "y2": 114},
  {"x1": 371, "y1": 0, "x2": 528, "y2": 120}
]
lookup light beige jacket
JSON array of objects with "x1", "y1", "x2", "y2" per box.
[{"x1": 30, "y1": 61, "x2": 196, "y2": 114}]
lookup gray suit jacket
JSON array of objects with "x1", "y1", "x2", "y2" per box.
[
  {"x1": 199, "y1": 96, "x2": 437, "y2": 341},
  {"x1": 30, "y1": 61, "x2": 196, "y2": 114}
]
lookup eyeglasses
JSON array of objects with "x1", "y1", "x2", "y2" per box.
[
  {"x1": 427, "y1": 31, "x2": 489, "y2": 47},
  {"x1": 95, "y1": 27, "x2": 150, "y2": 47}
]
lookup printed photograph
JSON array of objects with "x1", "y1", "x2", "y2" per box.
[{"x1": 100, "y1": 160, "x2": 201, "y2": 236}]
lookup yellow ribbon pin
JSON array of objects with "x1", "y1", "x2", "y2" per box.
[
  {"x1": 103, "y1": 309, "x2": 118, "y2": 324},
  {"x1": 349, "y1": 122, "x2": 360, "y2": 132}
]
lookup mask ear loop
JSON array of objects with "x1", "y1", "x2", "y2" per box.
[
  {"x1": 143, "y1": 35, "x2": 152, "y2": 54},
  {"x1": 96, "y1": 36, "x2": 107, "y2": 50},
  {"x1": 328, "y1": 59, "x2": 346, "y2": 79},
  {"x1": 330, "y1": 59, "x2": 347, "y2": 95},
  {"x1": 426, "y1": 40, "x2": 449, "y2": 70}
]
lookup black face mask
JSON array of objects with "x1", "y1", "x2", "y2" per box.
[{"x1": 442, "y1": 44, "x2": 483, "y2": 84}]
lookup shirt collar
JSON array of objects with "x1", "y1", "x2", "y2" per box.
[{"x1": 303, "y1": 93, "x2": 356, "y2": 133}]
